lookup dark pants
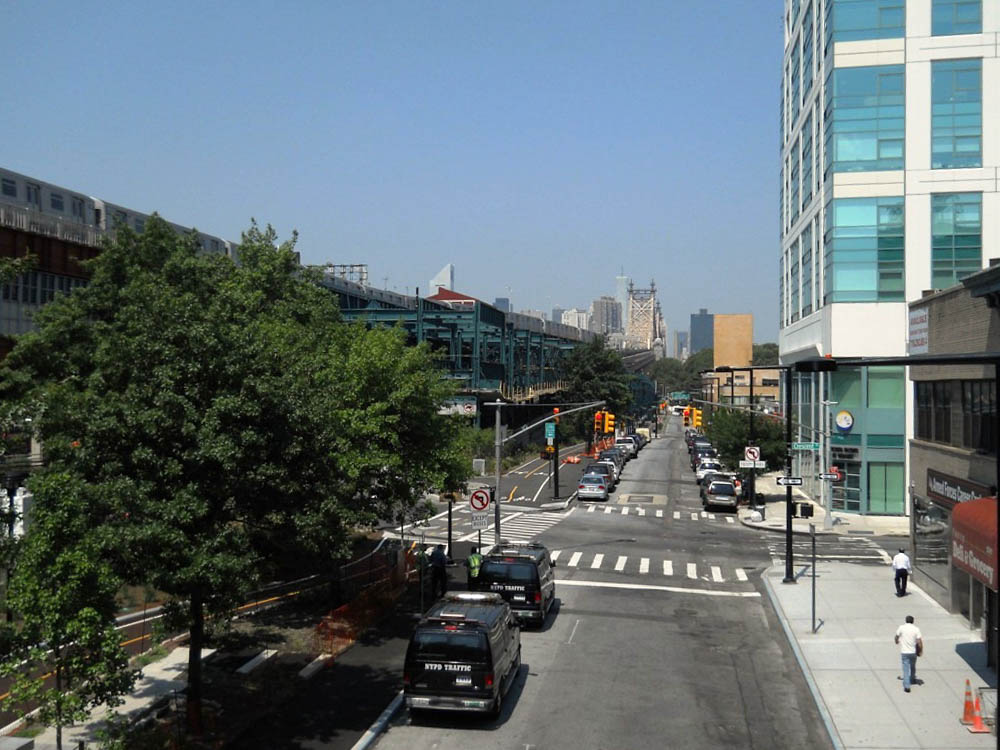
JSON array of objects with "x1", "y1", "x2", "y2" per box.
[
  {"x1": 432, "y1": 566, "x2": 447, "y2": 597},
  {"x1": 895, "y1": 568, "x2": 908, "y2": 596}
]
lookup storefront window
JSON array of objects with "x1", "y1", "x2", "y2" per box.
[
  {"x1": 868, "y1": 462, "x2": 904, "y2": 514},
  {"x1": 914, "y1": 495, "x2": 950, "y2": 588},
  {"x1": 832, "y1": 459, "x2": 862, "y2": 511}
]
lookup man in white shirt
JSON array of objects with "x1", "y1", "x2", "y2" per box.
[
  {"x1": 892, "y1": 547, "x2": 912, "y2": 597},
  {"x1": 894, "y1": 615, "x2": 923, "y2": 692}
]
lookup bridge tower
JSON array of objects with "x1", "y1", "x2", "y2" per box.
[{"x1": 626, "y1": 280, "x2": 659, "y2": 350}]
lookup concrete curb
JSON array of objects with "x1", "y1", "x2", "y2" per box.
[
  {"x1": 539, "y1": 492, "x2": 577, "y2": 511},
  {"x1": 762, "y1": 567, "x2": 845, "y2": 750},
  {"x1": 739, "y1": 515, "x2": 839, "y2": 537},
  {"x1": 350, "y1": 690, "x2": 404, "y2": 750}
]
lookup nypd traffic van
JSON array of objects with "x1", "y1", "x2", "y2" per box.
[{"x1": 473, "y1": 542, "x2": 556, "y2": 626}]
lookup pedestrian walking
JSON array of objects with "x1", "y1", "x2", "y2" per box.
[
  {"x1": 465, "y1": 545, "x2": 483, "y2": 589},
  {"x1": 430, "y1": 544, "x2": 448, "y2": 598},
  {"x1": 892, "y1": 547, "x2": 912, "y2": 596},
  {"x1": 894, "y1": 615, "x2": 923, "y2": 692}
]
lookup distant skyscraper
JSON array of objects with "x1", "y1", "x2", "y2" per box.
[
  {"x1": 429, "y1": 264, "x2": 454, "y2": 295},
  {"x1": 493, "y1": 297, "x2": 511, "y2": 312},
  {"x1": 561, "y1": 308, "x2": 589, "y2": 330},
  {"x1": 689, "y1": 308, "x2": 713, "y2": 354},
  {"x1": 551, "y1": 306, "x2": 565, "y2": 326},
  {"x1": 519, "y1": 309, "x2": 547, "y2": 321},
  {"x1": 589, "y1": 296, "x2": 622, "y2": 335},
  {"x1": 615, "y1": 274, "x2": 631, "y2": 334},
  {"x1": 673, "y1": 331, "x2": 689, "y2": 359}
]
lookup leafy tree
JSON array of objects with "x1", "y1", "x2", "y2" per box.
[
  {"x1": 705, "y1": 407, "x2": 790, "y2": 481},
  {"x1": 0, "y1": 473, "x2": 136, "y2": 750},
  {"x1": 559, "y1": 337, "x2": 632, "y2": 438},
  {"x1": 0, "y1": 217, "x2": 465, "y2": 733},
  {"x1": 753, "y1": 343, "x2": 779, "y2": 366}
]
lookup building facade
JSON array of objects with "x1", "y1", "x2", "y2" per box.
[
  {"x1": 493, "y1": 297, "x2": 511, "y2": 313},
  {"x1": 590, "y1": 295, "x2": 623, "y2": 335},
  {"x1": 713, "y1": 314, "x2": 754, "y2": 370},
  {"x1": 673, "y1": 330, "x2": 689, "y2": 360},
  {"x1": 561, "y1": 308, "x2": 589, "y2": 330},
  {"x1": 690, "y1": 308, "x2": 714, "y2": 354},
  {"x1": 779, "y1": 0, "x2": 999, "y2": 516}
]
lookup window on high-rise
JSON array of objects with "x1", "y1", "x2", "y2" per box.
[
  {"x1": 931, "y1": 192, "x2": 981, "y2": 289},
  {"x1": 802, "y1": 3, "x2": 814, "y2": 99},
  {"x1": 932, "y1": 0, "x2": 981, "y2": 35},
  {"x1": 824, "y1": 196, "x2": 904, "y2": 303},
  {"x1": 802, "y1": 114, "x2": 813, "y2": 206},
  {"x1": 791, "y1": 40, "x2": 801, "y2": 124},
  {"x1": 825, "y1": 65, "x2": 904, "y2": 174},
  {"x1": 802, "y1": 224, "x2": 813, "y2": 316},
  {"x1": 932, "y1": 58, "x2": 982, "y2": 169},
  {"x1": 791, "y1": 238, "x2": 800, "y2": 323},
  {"x1": 790, "y1": 138, "x2": 800, "y2": 223},
  {"x1": 779, "y1": 254, "x2": 786, "y2": 328},
  {"x1": 825, "y1": 0, "x2": 904, "y2": 45}
]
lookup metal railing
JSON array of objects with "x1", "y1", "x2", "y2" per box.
[{"x1": 0, "y1": 204, "x2": 101, "y2": 246}]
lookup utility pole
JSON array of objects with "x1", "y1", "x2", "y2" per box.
[
  {"x1": 493, "y1": 402, "x2": 503, "y2": 551},
  {"x1": 553, "y1": 408, "x2": 560, "y2": 499}
]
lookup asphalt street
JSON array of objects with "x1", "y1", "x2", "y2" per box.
[{"x1": 370, "y1": 421, "x2": 836, "y2": 750}]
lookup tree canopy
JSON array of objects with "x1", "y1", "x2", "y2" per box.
[{"x1": 0, "y1": 217, "x2": 466, "y2": 732}]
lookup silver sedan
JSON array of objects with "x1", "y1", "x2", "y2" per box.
[{"x1": 577, "y1": 474, "x2": 610, "y2": 501}]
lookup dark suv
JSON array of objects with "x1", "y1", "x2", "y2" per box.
[
  {"x1": 472, "y1": 542, "x2": 556, "y2": 626},
  {"x1": 404, "y1": 592, "x2": 521, "y2": 716}
]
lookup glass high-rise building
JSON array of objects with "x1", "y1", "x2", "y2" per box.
[
  {"x1": 779, "y1": 0, "x2": 997, "y2": 517},
  {"x1": 689, "y1": 308, "x2": 714, "y2": 354}
]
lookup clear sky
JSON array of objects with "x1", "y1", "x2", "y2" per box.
[{"x1": 3, "y1": 1, "x2": 782, "y2": 342}]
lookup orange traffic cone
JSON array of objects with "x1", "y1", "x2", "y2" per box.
[
  {"x1": 967, "y1": 695, "x2": 990, "y2": 734},
  {"x1": 961, "y1": 679, "x2": 976, "y2": 724}
]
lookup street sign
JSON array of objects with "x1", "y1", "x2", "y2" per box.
[
  {"x1": 792, "y1": 441, "x2": 820, "y2": 450},
  {"x1": 776, "y1": 476, "x2": 803, "y2": 486},
  {"x1": 545, "y1": 422, "x2": 556, "y2": 439},
  {"x1": 739, "y1": 460, "x2": 767, "y2": 469},
  {"x1": 744, "y1": 446, "x2": 760, "y2": 462},
  {"x1": 545, "y1": 444, "x2": 555, "y2": 453},
  {"x1": 469, "y1": 488, "x2": 491, "y2": 512},
  {"x1": 471, "y1": 512, "x2": 490, "y2": 529},
  {"x1": 819, "y1": 472, "x2": 841, "y2": 481}
]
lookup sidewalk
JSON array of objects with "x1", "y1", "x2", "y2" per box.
[
  {"x1": 740, "y1": 472, "x2": 910, "y2": 537},
  {"x1": 764, "y1": 561, "x2": 995, "y2": 749}
]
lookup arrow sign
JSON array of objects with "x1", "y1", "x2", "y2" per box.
[
  {"x1": 776, "y1": 476, "x2": 803, "y2": 486},
  {"x1": 469, "y1": 488, "x2": 491, "y2": 511},
  {"x1": 819, "y1": 472, "x2": 840, "y2": 480}
]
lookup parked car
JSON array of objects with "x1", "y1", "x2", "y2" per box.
[
  {"x1": 702, "y1": 480, "x2": 739, "y2": 511},
  {"x1": 615, "y1": 437, "x2": 638, "y2": 458},
  {"x1": 598, "y1": 449, "x2": 626, "y2": 472},
  {"x1": 690, "y1": 447, "x2": 718, "y2": 471},
  {"x1": 577, "y1": 474, "x2": 610, "y2": 501},
  {"x1": 695, "y1": 460, "x2": 724, "y2": 484},
  {"x1": 583, "y1": 462, "x2": 616, "y2": 488}
]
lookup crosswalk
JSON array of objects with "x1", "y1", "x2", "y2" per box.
[
  {"x1": 765, "y1": 537, "x2": 891, "y2": 565},
  {"x1": 584, "y1": 504, "x2": 664, "y2": 518},
  {"x1": 549, "y1": 549, "x2": 753, "y2": 583},
  {"x1": 673, "y1": 510, "x2": 736, "y2": 524},
  {"x1": 455, "y1": 509, "x2": 571, "y2": 543}
]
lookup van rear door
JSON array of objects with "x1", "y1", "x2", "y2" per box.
[
  {"x1": 405, "y1": 629, "x2": 492, "y2": 697},
  {"x1": 478, "y1": 560, "x2": 540, "y2": 616}
]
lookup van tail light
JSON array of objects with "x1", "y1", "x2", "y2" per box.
[
  {"x1": 403, "y1": 671, "x2": 411, "y2": 686},
  {"x1": 533, "y1": 591, "x2": 542, "y2": 603},
  {"x1": 485, "y1": 673, "x2": 494, "y2": 687}
]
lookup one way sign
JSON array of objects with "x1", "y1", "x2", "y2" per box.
[{"x1": 776, "y1": 476, "x2": 803, "y2": 486}]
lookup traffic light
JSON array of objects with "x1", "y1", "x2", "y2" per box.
[
  {"x1": 692, "y1": 408, "x2": 703, "y2": 428},
  {"x1": 553, "y1": 407, "x2": 560, "y2": 425},
  {"x1": 594, "y1": 411, "x2": 604, "y2": 432},
  {"x1": 683, "y1": 407, "x2": 691, "y2": 426},
  {"x1": 604, "y1": 412, "x2": 616, "y2": 433}
]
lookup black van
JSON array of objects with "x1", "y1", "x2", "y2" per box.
[
  {"x1": 404, "y1": 592, "x2": 521, "y2": 716},
  {"x1": 473, "y1": 542, "x2": 556, "y2": 626}
]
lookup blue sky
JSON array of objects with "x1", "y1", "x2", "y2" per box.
[{"x1": 3, "y1": 1, "x2": 782, "y2": 343}]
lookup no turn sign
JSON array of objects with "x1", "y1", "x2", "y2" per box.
[
  {"x1": 469, "y1": 488, "x2": 491, "y2": 512},
  {"x1": 744, "y1": 446, "x2": 760, "y2": 462}
]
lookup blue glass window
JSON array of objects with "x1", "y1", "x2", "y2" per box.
[
  {"x1": 790, "y1": 138, "x2": 800, "y2": 224},
  {"x1": 932, "y1": 0, "x2": 981, "y2": 35},
  {"x1": 802, "y1": 114, "x2": 813, "y2": 206},
  {"x1": 931, "y1": 193, "x2": 982, "y2": 288},
  {"x1": 802, "y1": 224, "x2": 814, "y2": 316},
  {"x1": 802, "y1": 4, "x2": 814, "y2": 100},
  {"x1": 826, "y1": 0, "x2": 904, "y2": 44},
  {"x1": 791, "y1": 238, "x2": 800, "y2": 322},
  {"x1": 791, "y1": 40, "x2": 801, "y2": 125},
  {"x1": 825, "y1": 65, "x2": 904, "y2": 173},
  {"x1": 932, "y1": 59, "x2": 982, "y2": 169},
  {"x1": 824, "y1": 196, "x2": 904, "y2": 303},
  {"x1": 779, "y1": 253, "x2": 786, "y2": 328}
]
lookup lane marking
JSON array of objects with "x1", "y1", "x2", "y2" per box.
[
  {"x1": 711, "y1": 566, "x2": 723, "y2": 582},
  {"x1": 673, "y1": 511, "x2": 680, "y2": 520},
  {"x1": 567, "y1": 618, "x2": 581, "y2": 645},
  {"x1": 639, "y1": 558, "x2": 649, "y2": 574},
  {"x1": 690, "y1": 513, "x2": 698, "y2": 521},
  {"x1": 621, "y1": 507, "x2": 629, "y2": 516},
  {"x1": 568, "y1": 551, "x2": 582, "y2": 568},
  {"x1": 587, "y1": 504, "x2": 595, "y2": 513},
  {"x1": 550, "y1": 550, "x2": 561, "y2": 561},
  {"x1": 591, "y1": 553, "x2": 604, "y2": 569},
  {"x1": 508, "y1": 486, "x2": 517, "y2": 501},
  {"x1": 700, "y1": 511, "x2": 708, "y2": 518},
  {"x1": 736, "y1": 569, "x2": 749, "y2": 582},
  {"x1": 656, "y1": 510, "x2": 663, "y2": 518},
  {"x1": 726, "y1": 517, "x2": 735, "y2": 524},
  {"x1": 686, "y1": 563, "x2": 697, "y2": 579},
  {"x1": 604, "y1": 506, "x2": 612, "y2": 514},
  {"x1": 614, "y1": 555, "x2": 627, "y2": 572},
  {"x1": 556, "y1": 579, "x2": 761, "y2": 598},
  {"x1": 708, "y1": 513, "x2": 716, "y2": 520},
  {"x1": 637, "y1": 508, "x2": 645, "y2": 517},
  {"x1": 663, "y1": 560, "x2": 673, "y2": 576}
]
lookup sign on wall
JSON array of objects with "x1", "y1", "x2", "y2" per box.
[
  {"x1": 908, "y1": 307, "x2": 929, "y2": 355},
  {"x1": 926, "y1": 469, "x2": 991, "y2": 509}
]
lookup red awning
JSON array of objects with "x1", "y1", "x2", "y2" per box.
[{"x1": 952, "y1": 496, "x2": 997, "y2": 592}]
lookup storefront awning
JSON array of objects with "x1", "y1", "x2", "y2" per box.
[{"x1": 952, "y1": 496, "x2": 997, "y2": 592}]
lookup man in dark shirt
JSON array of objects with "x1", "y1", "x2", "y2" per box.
[{"x1": 430, "y1": 544, "x2": 448, "y2": 597}]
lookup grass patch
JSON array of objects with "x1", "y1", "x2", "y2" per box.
[{"x1": 133, "y1": 643, "x2": 168, "y2": 669}]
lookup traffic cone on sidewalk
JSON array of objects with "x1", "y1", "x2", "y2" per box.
[
  {"x1": 961, "y1": 679, "x2": 975, "y2": 724},
  {"x1": 967, "y1": 695, "x2": 990, "y2": 733}
]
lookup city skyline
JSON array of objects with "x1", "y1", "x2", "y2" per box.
[{"x1": 0, "y1": 2, "x2": 780, "y2": 342}]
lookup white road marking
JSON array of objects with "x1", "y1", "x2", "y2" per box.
[
  {"x1": 604, "y1": 506, "x2": 612, "y2": 514},
  {"x1": 656, "y1": 510, "x2": 663, "y2": 518},
  {"x1": 587, "y1": 504, "x2": 595, "y2": 513},
  {"x1": 550, "y1": 550, "x2": 561, "y2": 561},
  {"x1": 663, "y1": 560, "x2": 673, "y2": 576},
  {"x1": 621, "y1": 507, "x2": 629, "y2": 515},
  {"x1": 591, "y1": 553, "x2": 604, "y2": 569},
  {"x1": 299, "y1": 654, "x2": 331, "y2": 679},
  {"x1": 637, "y1": 508, "x2": 645, "y2": 517},
  {"x1": 690, "y1": 512, "x2": 698, "y2": 521},
  {"x1": 726, "y1": 517, "x2": 735, "y2": 524},
  {"x1": 736, "y1": 569, "x2": 749, "y2": 582},
  {"x1": 711, "y1": 566, "x2": 724, "y2": 582},
  {"x1": 708, "y1": 513, "x2": 716, "y2": 520},
  {"x1": 686, "y1": 563, "x2": 697, "y2": 579},
  {"x1": 639, "y1": 558, "x2": 649, "y2": 574},
  {"x1": 567, "y1": 618, "x2": 581, "y2": 645},
  {"x1": 556, "y1": 579, "x2": 761, "y2": 598},
  {"x1": 673, "y1": 511, "x2": 680, "y2": 519},
  {"x1": 615, "y1": 555, "x2": 627, "y2": 572},
  {"x1": 568, "y1": 551, "x2": 582, "y2": 568},
  {"x1": 237, "y1": 649, "x2": 277, "y2": 674}
]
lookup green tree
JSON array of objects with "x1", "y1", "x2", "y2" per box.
[
  {"x1": 0, "y1": 217, "x2": 465, "y2": 733},
  {"x1": 753, "y1": 343, "x2": 779, "y2": 366},
  {"x1": 706, "y1": 407, "x2": 789, "y2": 481},
  {"x1": 0, "y1": 474, "x2": 136, "y2": 750},
  {"x1": 560, "y1": 337, "x2": 632, "y2": 436}
]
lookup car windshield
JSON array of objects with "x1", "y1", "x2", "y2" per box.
[
  {"x1": 709, "y1": 483, "x2": 735, "y2": 496},
  {"x1": 410, "y1": 630, "x2": 488, "y2": 662},
  {"x1": 581, "y1": 476, "x2": 604, "y2": 485},
  {"x1": 480, "y1": 560, "x2": 536, "y2": 584},
  {"x1": 700, "y1": 463, "x2": 721, "y2": 471}
]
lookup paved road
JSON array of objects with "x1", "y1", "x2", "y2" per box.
[{"x1": 371, "y1": 423, "x2": 835, "y2": 750}]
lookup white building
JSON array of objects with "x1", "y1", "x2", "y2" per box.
[
  {"x1": 779, "y1": 0, "x2": 998, "y2": 517},
  {"x1": 561, "y1": 308, "x2": 590, "y2": 330}
]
